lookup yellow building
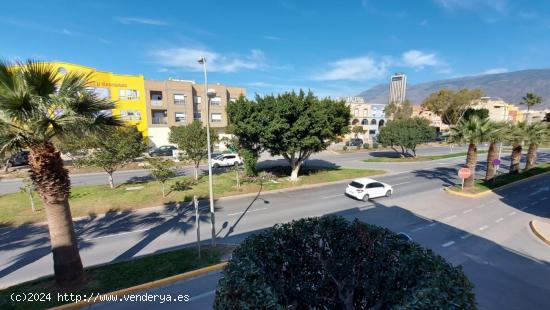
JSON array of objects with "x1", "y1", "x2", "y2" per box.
[{"x1": 45, "y1": 62, "x2": 149, "y2": 137}]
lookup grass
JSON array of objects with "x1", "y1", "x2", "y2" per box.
[
  {"x1": 363, "y1": 150, "x2": 488, "y2": 163},
  {"x1": 0, "y1": 166, "x2": 384, "y2": 226},
  {"x1": 448, "y1": 162, "x2": 550, "y2": 194},
  {"x1": 0, "y1": 246, "x2": 227, "y2": 309}
]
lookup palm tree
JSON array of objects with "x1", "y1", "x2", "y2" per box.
[
  {"x1": 505, "y1": 122, "x2": 527, "y2": 174},
  {"x1": 524, "y1": 122, "x2": 549, "y2": 170},
  {"x1": 484, "y1": 122, "x2": 506, "y2": 181},
  {"x1": 520, "y1": 92, "x2": 543, "y2": 112},
  {"x1": 450, "y1": 115, "x2": 492, "y2": 188},
  {"x1": 0, "y1": 60, "x2": 119, "y2": 285}
]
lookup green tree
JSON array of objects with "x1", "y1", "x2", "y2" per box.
[
  {"x1": 0, "y1": 60, "x2": 119, "y2": 285},
  {"x1": 505, "y1": 122, "x2": 527, "y2": 174},
  {"x1": 169, "y1": 121, "x2": 218, "y2": 180},
  {"x1": 259, "y1": 90, "x2": 350, "y2": 181},
  {"x1": 215, "y1": 216, "x2": 476, "y2": 309},
  {"x1": 351, "y1": 125, "x2": 365, "y2": 138},
  {"x1": 377, "y1": 118, "x2": 435, "y2": 157},
  {"x1": 20, "y1": 175, "x2": 37, "y2": 212},
  {"x1": 227, "y1": 95, "x2": 264, "y2": 176},
  {"x1": 520, "y1": 92, "x2": 543, "y2": 112},
  {"x1": 421, "y1": 88, "x2": 484, "y2": 125},
  {"x1": 75, "y1": 126, "x2": 146, "y2": 188},
  {"x1": 463, "y1": 108, "x2": 489, "y2": 121},
  {"x1": 450, "y1": 116, "x2": 492, "y2": 188},
  {"x1": 384, "y1": 99, "x2": 413, "y2": 120},
  {"x1": 146, "y1": 157, "x2": 176, "y2": 197},
  {"x1": 523, "y1": 122, "x2": 549, "y2": 170},
  {"x1": 484, "y1": 122, "x2": 506, "y2": 180}
]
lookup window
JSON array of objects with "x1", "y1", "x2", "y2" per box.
[
  {"x1": 349, "y1": 181, "x2": 364, "y2": 188},
  {"x1": 363, "y1": 109, "x2": 368, "y2": 117},
  {"x1": 119, "y1": 89, "x2": 139, "y2": 100},
  {"x1": 174, "y1": 94, "x2": 186, "y2": 105},
  {"x1": 370, "y1": 119, "x2": 377, "y2": 125},
  {"x1": 120, "y1": 110, "x2": 141, "y2": 121},
  {"x1": 86, "y1": 87, "x2": 110, "y2": 99},
  {"x1": 175, "y1": 112, "x2": 186, "y2": 123},
  {"x1": 194, "y1": 112, "x2": 202, "y2": 120},
  {"x1": 369, "y1": 130, "x2": 376, "y2": 135},
  {"x1": 211, "y1": 97, "x2": 222, "y2": 105},
  {"x1": 194, "y1": 96, "x2": 202, "y2": 104},
  {"x1": 211, "y1": 113, "x2": 222, "y2": 122},
  {"x1": 152, "y1": 110, "x2": 167, "y2": 124},
  {"x1": 354, "y1": 108, "x2": 359, "y2": 117},
  {"x1": 361, "y1": 119, "x2": 368, "y2": 125},
  {"x1": 229, "y1": 98, "x2": 237, "y2": 103}
]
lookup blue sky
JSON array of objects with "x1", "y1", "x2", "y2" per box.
[{"x1": 2, "y1": 0, "x2": 550, "y2": 98}]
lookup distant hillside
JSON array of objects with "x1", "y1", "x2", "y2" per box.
[{"x1": 358, "y1": 69, "x2": 550, "y2": 110}]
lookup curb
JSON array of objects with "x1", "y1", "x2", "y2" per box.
[
  {"x1": 48, "y1": 262, "x2": 228, "y2": 310},
  {"x1": 443, "y1": 171, "x2": 550, "y2": 199},
  {"x1": 529, "y1": 220, "x2": 550, "y2": 246}
]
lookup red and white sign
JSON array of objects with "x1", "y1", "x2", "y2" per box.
[{"x1": 458, "y1": 168, "x2": 471, "y2": 179}]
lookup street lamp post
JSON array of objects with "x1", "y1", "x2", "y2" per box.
[{"x1": 198, "y1": 57, "x2": 216, "y2": 247}]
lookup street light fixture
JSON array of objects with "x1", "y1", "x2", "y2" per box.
[{"x1": 198, "y1": 57, "x2": 216, "y2": 247}]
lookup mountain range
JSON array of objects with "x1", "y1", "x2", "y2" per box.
[{"x1": 358, "y1": 69, "x2": 550, "y2": 110}]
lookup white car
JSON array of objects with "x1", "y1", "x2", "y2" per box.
[
  {"x1": 345, "y1": 178, "x2": 393, "y2": 201},
  {"x1": 211, "y1": 154, "x2": 243, "y2": 168}
]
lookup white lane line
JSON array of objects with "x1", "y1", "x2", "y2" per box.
[
  {"x1": 442, "y1": 241, "x2": 455, "y2": 247},
  {"x1": 530, "y1": 201, "x2": 538, "y2": 205},
  {"x1": 411, "y1": 226, "x2": 425, "y2": 232},
  {"x1": 393, "y1": 181, "x2": 411, "y2": 186},
  {"x1": 541, "y1": 197, "x2": 548, "y2": 201},
  {"x1": 495, "y1": 218, "x2": 504, "y2": 223},
  {"x1": 188, "y1": 290, "x2": 216, "y2": 301},
  {"x1": 443, "y1": 215, "x2": 457, "y2": 222},
  {"x1": 320, "y1": 194, "x2": 344, "y2": 199},
  {"x1": 476, "y1": 204, "x2": 486, "y2": 209},
  {"x1": 227, "y1": 207, "x2": 268, "y2": 217},
  {"x1": 82, "y1": 227, "x2": 151, "y2": 241},
  {"x1": 479, "y1": 225, "x2": 489, "y2": 231},
  {"x1": 463, "y1": 208, "x2": 473, "y2": 214},
  {"x1": 460, "y1": 233, "x2": 472, "y2": 240},
  {"x1": 508, "y1": 211, "x2": 517, "y2": 216},
  {"x1": 428, "y1": 222, "x2": 438, "y2": 227},
  {"x1": 521, "y1": 206, "x2": 529, "y2": 211}
]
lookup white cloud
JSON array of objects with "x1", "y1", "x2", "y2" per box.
[
  {"x1": 115, "y1": 17, "x2": 168, "y2": 26},
  {"x1": 62, "y1": 29, "x2": 73, "y2": 36},
  {"x1": 482, "y1": 68, "x2": 508, "y2": 75},
  {"x1": 434, "y1": 0, "x2": 508, "y2": 13},
  {"x1": 314, "y1": 56, "x2": 391, "y2": 81},
  {"x1": 152, "y1": 48, "x2": 265, "y2": 73},
  {"x1": 401, "y1": 50, "x2": 440, "y2": 68}
]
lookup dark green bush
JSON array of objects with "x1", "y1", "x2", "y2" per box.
[
  {"x1": 363, "y1": 143, "x2": 370, "y2": 149},
  {"x1": 215, "y1": 216, "x2": 475, "y2": 310},
  {"x1": 342, "y1": 145, "x2": 348, "y2": 151},
  {"x1": 372, "y1": 142, "x2": 379, "y2": 148}
]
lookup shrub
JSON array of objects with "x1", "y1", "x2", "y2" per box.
[
  {"x1": 343, "y1": 145, "x2": 348, "y2": 151},
  {"x1": 372, "y1": 142, "x2": 379, "y2": 148},
  {"x1": 215, "y1": 216, "x2": 475, "y2": 309},
  {"x1": 363, "y1": 143, "x2": 370, "y2": 149},
  {"x1": 170, "y1": 179, "x2": 194, "y2": 191}
]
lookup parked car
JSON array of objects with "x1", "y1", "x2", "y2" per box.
[
  {"x1": 6, "y1": 151, "x2": 29, "y2": 167},
  {"x1": 211, "y1": 153, "x2": 242, "y2": 168},
  {"x1": 345, "y1": 178, "x2": 393, "y2": 201},
  {"x1": 345, "y1": 138, "x2": 363, "y2": 147},
  {"x1": 149, "y1": 145, "x2": 177, "y2": 157}
]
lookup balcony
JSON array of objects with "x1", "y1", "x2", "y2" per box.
[
  {"x1": 152, "y1": 117, "x2": 168, "y2": 125},
  {"x1": 151, "y1": 99, "x2": 163, "y2": 107}
]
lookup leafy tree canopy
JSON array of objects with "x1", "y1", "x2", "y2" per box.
[
  {"x1": 520, "y1": 92, "x2": 543, "y2": 111},
  {"x1": 384, "y1": 99, "x2": 413, "y2": 120},
  {"x1": 377, "y1": 117, "x2": 435, "y2": 157},
  {"x1": 215, "y1": 216, "x2": 476, "y2": 309},
  {"x1": 421, "y1": 88, "x2": 484, "y2": 125},
  {"x1": 169, "y1": 121, "x2": 217, "y2": 179},
  {"x1": 463, "y1": 108, "x2": 489, "y2": 121}
]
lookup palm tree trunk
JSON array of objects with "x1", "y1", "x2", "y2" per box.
[
  {"x1": 509, "y1": 144, "x2": 522, "y2": 174},
  {"x1": 464, "y1": 143, "x2": 477, "y2": 188},
  {"x1": 28, "y1": 142, "x2": 84, "y2": 286},
  {"x1": 485, "y1": 142, "x2": 498, "y2": 180},
  {"x1": 525, "y1": 143, "x2": 538, "y2": 170}
]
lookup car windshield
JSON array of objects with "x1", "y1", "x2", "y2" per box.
[
  {"x1": 214, "y1": 155, "x2": 224, "y2": 160},
  {"x1": 349, "y1": 181, "x2": 364, "y2": 188}
]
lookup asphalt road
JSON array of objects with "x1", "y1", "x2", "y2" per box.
[
  {"x1": 1, "y1": 149, "x2": 549, "y2": 309},
  {"x1": 0, "y1": 144, "x2": 475, "y2": 195}
]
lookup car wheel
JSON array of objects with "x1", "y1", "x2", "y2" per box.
[
  {"x1": 385, "y1": 190, "x2": 392, "y2": 197},
  {"x1": 362, "y1": 194, "x2": 369, "y2": 202},
  {"x1": 233, "y1": 161, "x2": 238, "y2": 166},
  {"x1": 213, "y1": 163, "x2": 219, "y2": 168}
]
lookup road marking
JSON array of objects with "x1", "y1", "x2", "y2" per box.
[
  {"x1": 460, "y1": 233, "x2": 472, "y2": 240},
  {"x1": 320, "y1": 194, "x2": 344, "y2": 199},
  {"x1": 393, "y1": 181, "x2": 411, "y2": 186},
  {"x1": 463, "y1": 208, "x2": 473, "y2": 214},
  {"x1": 227, "y1": 207, "x2": 268, "y2": 216},
  {"x1": 479, "y1": 225, "x2": 489, "y2": 231},
  {"x1": 411, "y1": 226, "x2": 425, "y2": 232},
  {"x1": 476, "y1": 204, "x2": 486, "y2": 209},
  {"x1": 443, "y1": 215, "x2": 457, "y2": 222},
  {"x1": 520, "y1": 206, "x2": 528, "y2": 211},
  {"x1": 188, "y1": 290, "x2": 216, "y2": 301},
  {"x1": 541, "y1": 197, "x2": 548, "y2": 201},
  {"x1": 82, "y1": 227, "x2": 151, "y2": 241},
  {"x1": 442, "y1": 241, "x2": 455, "y2": 247},
  {"x1": 428, "y1": 222, "x2": 438, "y2": 227},
  {"x1": 495, "y1": 217, "x2": 504, "y2": 223},
  {"x1": 530, "y1": 201, "x2": 538, "y2": 205},
  {"x1": 508, "y1": 211, "x2": 517, "y2": 216}
]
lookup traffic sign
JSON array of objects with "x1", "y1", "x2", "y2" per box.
[
  {"x1": 492, "y1": 158, "x2": 501, "y2": 167},
  {"x1": 458, "y1": 168, "x2": 471, "y2": 179}
]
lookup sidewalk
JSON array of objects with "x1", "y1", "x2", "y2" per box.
[{"x1": 530, "y1": 220, "x2": 550, "y2": 246}]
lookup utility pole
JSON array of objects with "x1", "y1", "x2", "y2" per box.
[{"x1": 198, "y1": 57, "x2": 216, "y2": 247}]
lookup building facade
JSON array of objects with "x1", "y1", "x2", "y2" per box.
[
  {"x1": 46, "y1": 62, "x2": 149, "y2": 136},
  {"x1": 341, "y1": 97, "x2": 387, "y2": 143},
  {"x1": 144, "y1": 79, "x2": 245, "y2": 147},
  {"x1": 412, "y1": 105, "x2": 450, "y2": 133},
  {"x1": 388, "y1": 72, "x2": 407, "y2": 105}
]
